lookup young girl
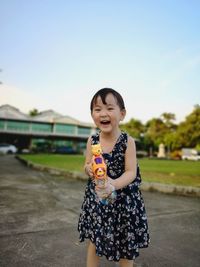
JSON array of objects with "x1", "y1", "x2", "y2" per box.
[{"x1": 78, "y1": 88, "x2": 150, "y2": 267}]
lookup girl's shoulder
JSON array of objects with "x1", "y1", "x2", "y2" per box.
[
  {"x1": 120, "y1": 131, "x2": 134, "y2": 143},
  {"x1": 120, "y1": 131, "x2": 136, "y2": 149}
]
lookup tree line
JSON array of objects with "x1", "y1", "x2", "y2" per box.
[{"x1": 120, "y1": 104, "x2": 200, "y2": 154}]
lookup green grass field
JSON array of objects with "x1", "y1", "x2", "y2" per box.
[{"x1": 20, "y1": 154, "x2": 200, "y2": 187}]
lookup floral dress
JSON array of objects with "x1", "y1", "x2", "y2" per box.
[{"x1": 78, "y1": 132, "x2": 150, "y2": 261}]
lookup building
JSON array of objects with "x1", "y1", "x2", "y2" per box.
[{"x1": 0, "y1": 104, "x2": 96, "y2": 153}]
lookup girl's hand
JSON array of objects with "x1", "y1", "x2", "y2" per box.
[
  {"x1": 84, "y1": 163, "x2": 93, "y2": 178},
  {"x1": 95, "y1": 177, "x2": 115, "y2": 199}
]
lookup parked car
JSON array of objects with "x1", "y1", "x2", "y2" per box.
[
  {"x1": 0, "y1": 143, "x2": 18, "y2": 154},
  {"x1": 181, "y1": 148, "x2": 200, "y2": 161}
]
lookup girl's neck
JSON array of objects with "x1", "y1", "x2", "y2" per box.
[
  {"x1": 99, "y1": 129, "x2": 121, "y2": 154},
  {"x1": 100, "y1": 129, "x2": 121, "y2": 142}
]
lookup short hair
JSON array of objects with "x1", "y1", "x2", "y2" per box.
[{"x1": 90, "y1": 88, "x2": 125, "y2": 112}]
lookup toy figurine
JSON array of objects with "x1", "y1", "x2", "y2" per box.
[{"x1": 91, "y1": 144, "x2": 107, "y2": 186}]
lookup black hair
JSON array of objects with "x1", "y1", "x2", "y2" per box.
[{"x1": 90, "y1": 88, "x2": 126, "y2": 112}]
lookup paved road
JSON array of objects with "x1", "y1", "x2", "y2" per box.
[{"x1": 0, "y1": 155, "x2": 199, "y2": 267}]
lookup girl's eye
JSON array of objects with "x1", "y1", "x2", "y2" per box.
[
  {"x1": 108, "y1": 107, "x2": 114, "y2": 111},
  {"x1": 94, "y1": 108, "x2": 101, "y2": 112}
]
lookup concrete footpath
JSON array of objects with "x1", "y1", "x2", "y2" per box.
[{"x1": 0, "y1": 155, "x2": 200, "y2": 267}]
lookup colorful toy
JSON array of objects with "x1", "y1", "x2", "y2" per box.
[
  {"x1": 91, "y1": 144, "x2": 117, "y2": 205},
  {"x1": 91, "y1": 144, "x2": 107, "y2": 186}
]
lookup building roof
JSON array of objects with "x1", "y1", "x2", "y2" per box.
[
  {"x1": 0, "y1": 104, "x2": 29, "y2": 120},
  {"x1": 32, "y1": 110, "x2": 93, "y2": 126},
  {"x1": 32, "y1": 110, "x2": 63, "y2": 123},
  {"x1": 0, "y1": 104, "x2": 95, "y2": 128}
]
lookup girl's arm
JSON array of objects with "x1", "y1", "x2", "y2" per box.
[
  {"x1": 110, "y1": 136, "x2": 137, "y2": 190},
  {"x1": 84, "y1": 136, "x2": 93, "y2": 177}
]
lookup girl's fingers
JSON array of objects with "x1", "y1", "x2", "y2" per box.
[{"x1": 95, "y1": 185, "x2": 105, "y2": 191}]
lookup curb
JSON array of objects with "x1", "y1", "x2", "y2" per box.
[
  {"x1": 16, "y1": 156, "x2": 200, "y2": 198},
  {"x1": 140, "y1": 181, "x2": 200, "y2": 197}
]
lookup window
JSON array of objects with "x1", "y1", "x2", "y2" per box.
[
  {"x1": 7, "y1": 121, "x2": 30, "y2": 132},
  {"x1": 78, "y1": 127, "x2": 91, "y2": 135},
  {"x1": 31, "y1": 123, "x2": 52, "y2": 133},
  {"x1": 55, "y1": 124, "x2": 76, "y2": 134}
]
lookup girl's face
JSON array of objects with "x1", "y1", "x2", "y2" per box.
[{"x1": 91, "y1": 93, "x2": 126, "y2": 134}]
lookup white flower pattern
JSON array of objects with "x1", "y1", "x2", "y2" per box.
[{"x1": 78, "y1": 132, "x2": 150, "y2": 261}]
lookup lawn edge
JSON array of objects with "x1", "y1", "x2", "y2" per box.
[{"x1": 16, "y1": 155, "x2": 200, "y2": 198}]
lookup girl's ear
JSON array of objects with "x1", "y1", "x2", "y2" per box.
[{"x1": 120, "y1": 109, "x2": 126, "y2": 121}]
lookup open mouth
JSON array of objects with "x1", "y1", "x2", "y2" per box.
[{"x1": 100, "y1": 120, "x2": 111, "y2": 125}]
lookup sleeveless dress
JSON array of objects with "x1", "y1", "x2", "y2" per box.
[{"x1": 78, "y1": 132, "x2": 150, "y2": 261}]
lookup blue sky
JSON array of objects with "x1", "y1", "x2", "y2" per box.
[{"x1": 0, "y1": 0, "x2": 200, "y2": 123}]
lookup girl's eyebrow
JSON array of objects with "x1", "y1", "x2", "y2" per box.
[{"x1": 106, "y1": 103, "x2": 115, "y2": 107}]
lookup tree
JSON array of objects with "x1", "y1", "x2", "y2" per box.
[
  {"x1": 29, "y1": 108, "x2": 39, "y2": 116},
  {"x1": 145, "y1": 113, "x2": 177, "y2": 155},
  {"x1": 172, "y1": 105, "x2": 200, "y2": 149},
  {"x1": 145, "y1": 118, "x2": 167, "y2": 147},
  {"x1": 161, "y1": 112, "x2": 176, "y2": 128},
  {"x1": 161, "y1": 112, "x2": 177, "y2": 154},
  {"x1": 120, "y1": 118, "x2": 144, "y2": 139}
]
